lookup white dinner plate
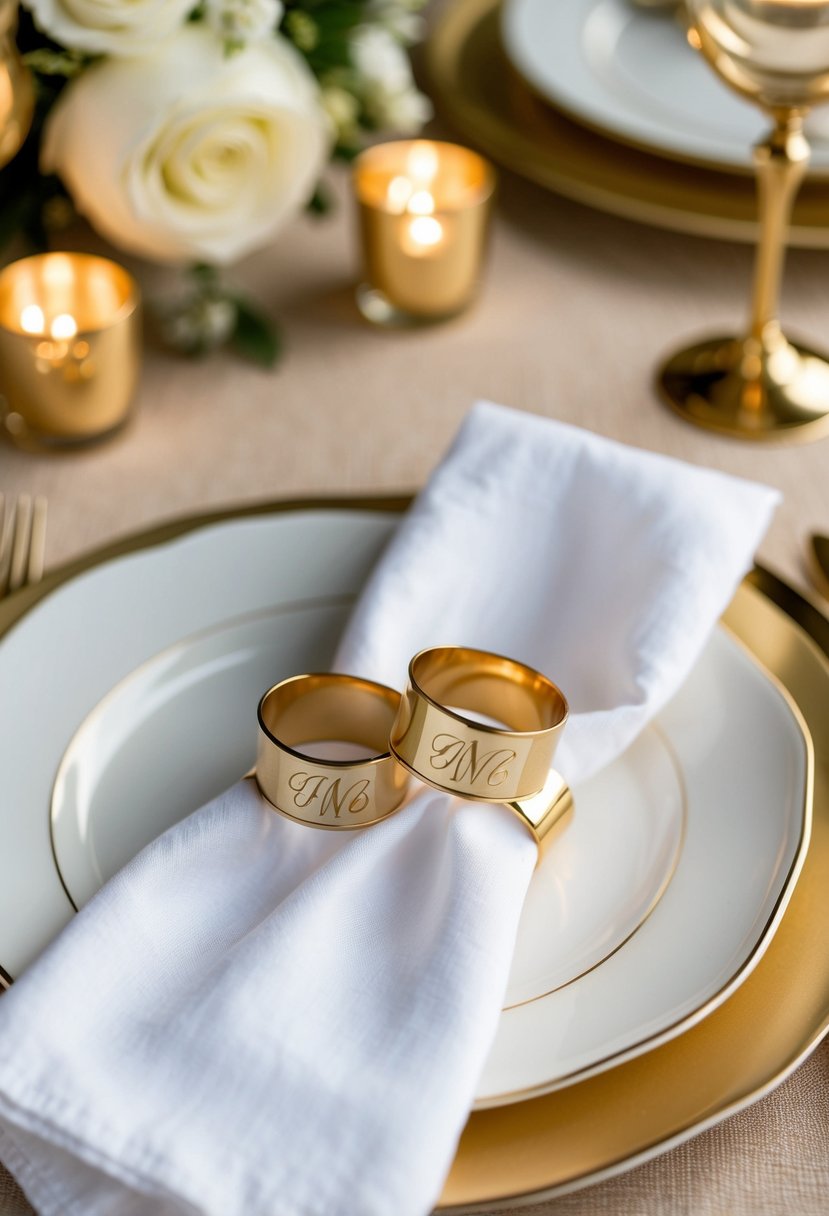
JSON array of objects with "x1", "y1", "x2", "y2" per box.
[
  {"x1": 51, "y1": 607, "x2": 685, "y2": 1016},
  {"x1": 0, "y1": 504, "x2": 810, "y2": 1108},
  {"x1": 502, "y1": 0, "x2": 829, "y2": 177}
]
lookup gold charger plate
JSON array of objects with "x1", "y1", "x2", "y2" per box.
[
  {"x1": 441, "y1": 567, "x2": 829, "y2": 1209},
  {"x1": 426, "y1": 0, "x2": 829, "y2": 247},
  {"x1": 0, "y1": 503, "x2": 827, "y2": 1208}
]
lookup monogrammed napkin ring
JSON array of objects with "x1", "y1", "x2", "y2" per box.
[
  {"x1": 389, "y1": 646, "x2": 571, "y2": 857},
  {"x1": 256, "y1": 673, "x2": 410, "y2": 829}
]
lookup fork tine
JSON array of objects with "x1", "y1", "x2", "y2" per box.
[
  {"x1": 27, "y1": 496, "x2": 48, "y2": 586},
  {"x1": 8, "y1": 494, "x2": 32, "y2": 594},
  {"x1": 0, "y1": 494, "x2": 12, "y2": 598}
]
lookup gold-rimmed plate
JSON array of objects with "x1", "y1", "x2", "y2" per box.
[
  {"x1": 501, "y1": 0, "x2": 829, "y2": 179},
  {"x1": 427, "y1": 0, "x2": 829, "y2": 246},
  {"x1": 0, "y1": 501, "x2": 810, "y2": 1116},
  {"x1": 441, "y1": 569, "x2": 829, "y2": 1208}
]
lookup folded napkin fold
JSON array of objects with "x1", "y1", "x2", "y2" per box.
[{"x1": 0, "y1": 402, "x2": 778, "y2": 1216}]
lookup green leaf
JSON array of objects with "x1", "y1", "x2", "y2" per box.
[
  {"x1": 231, "y1": 298, "x2": 282, "y2": 368},
  {"x1": 191, "y1": 262, "x2": 220, "y2": 288},
  {"x1": 307, "y1": 181, "x2": 335, "y2": 216},
  {"x1": 22, "y1": 48, "x2": 87, "y2": 77},
  {"x1": 332, "y1": 142, "x2": 360, "y2": 162},
  {"x1": 311, "y1": 3, "x2": 365, "y2": 34}
]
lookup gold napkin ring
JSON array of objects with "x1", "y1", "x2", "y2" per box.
[
  {"x1": 256, "y1": 673, "x2": 410, "y2": 829},
  {"x1": 389, "y1": 646, "x2": 571, "y2": 858},
  {"x1": 503, "y1": 769, "x2": 573, "y2": 862}
]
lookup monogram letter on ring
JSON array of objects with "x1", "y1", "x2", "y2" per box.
[
  {"x1": 428, "y1": 735, "x2": 517, "y2": 790},
  {"x1": 256, "y1": 673, "x2": 409, "y2": 830},
  {"x1": 390, "y1": 646, "x2": 572, "y2": 861},
  {"x1": 287, "y1": 772, "x2": 371, "y2": 818}
]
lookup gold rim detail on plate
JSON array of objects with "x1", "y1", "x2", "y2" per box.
[
  {"x1": 45, "y1": 615, "x2": 684, "y2": 1029},
  {"x1": 439, "y1": 569, "x2": 829, "y2": 1209},
  {"x1": 0, "y1": 499, "x2": 826, "y2": 1205},
  {"x1": 22, "y1": 500, "x2": 808, "y2": 1109},
  {"x1": 426, "y1": 0, "x2": 829, "y2": 248}
]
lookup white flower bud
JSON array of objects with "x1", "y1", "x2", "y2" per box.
[
  {"x1": 204, "y1": 0, "x2": 284, "y2": 45},
  {"x1": 351, "y1": 26, "x2": 433, "y2": 134}
]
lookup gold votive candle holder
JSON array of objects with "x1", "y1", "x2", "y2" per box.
[
  {"x1": 0, "y1": 0, "x2": 34, "y2": 169},
  {"x1": 353, "y1": 140, "x2": 495, "y2": 326},
  {"x1": 0, "y1": 252, "x2": 141, "y2": 450}
]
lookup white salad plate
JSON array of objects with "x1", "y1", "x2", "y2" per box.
[
  {"x1": 502, "y1": 0, "x2": 829, "y2": 177},
  {"x1": 0, "y1": 503, "x2": 811, "y2": 1108}
]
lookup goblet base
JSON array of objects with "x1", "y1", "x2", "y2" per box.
[{"x1": 658, "y1": 334, "x2": 829, "y2": 443}]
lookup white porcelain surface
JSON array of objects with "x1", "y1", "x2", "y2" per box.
[
  {"x1": 0, "y1": 508, "x2": 809, "y2": 1107},
  {"x1": 502, "y1": 0, "x2": 829, "y2": 176},
  {"x1": 51, "y1": 610, "x2": 685, "y2": 1011}
]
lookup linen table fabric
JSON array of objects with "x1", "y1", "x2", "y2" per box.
[{"x1": 0, "y1": 401, "x2": 778, "y2": 1216}]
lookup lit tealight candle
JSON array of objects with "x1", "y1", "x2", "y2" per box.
[
  {"x1": 353, "y1": 140, "x2": 495, "y2": 325},
  {"x1": 0, "y1": 252, "x2": 141, "y2": 449}
]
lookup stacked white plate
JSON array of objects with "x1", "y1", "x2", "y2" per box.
[
  {"x1": 0, "y1": 504, "x2": 810, "y2": 1111},
  {"x1": 502, "y1": 0, "x2": 829, "y2": 176}
]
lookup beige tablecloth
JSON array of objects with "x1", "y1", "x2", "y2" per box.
[{"x1": 1, "y1": 103, "x2": 829, "y2": 1216}]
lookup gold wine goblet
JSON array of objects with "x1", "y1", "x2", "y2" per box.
[
  {"x1": 659, "y1": 0, "x2": 829, "y2": 442},
  {"x1": 0, "y1": 0, "x2": 33, "y2": 169}
]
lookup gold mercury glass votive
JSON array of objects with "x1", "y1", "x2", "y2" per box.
[
  {"x1": 0, "y1": 0, "x2": 34, "y2": 169},
  {"x1": 0, "y1": 252, "x2": 141, "y2": 449},
  {"x1": 353, "y1": 140, "x2": 495, "y2": 326}
]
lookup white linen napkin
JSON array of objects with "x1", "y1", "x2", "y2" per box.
[{"x1": 0, "y1": 401, "x2": 778, "y2": 1216}]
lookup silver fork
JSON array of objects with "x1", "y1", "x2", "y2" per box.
[{"x1": 0, "y1": 494, "x2": 48, "y2": 599}]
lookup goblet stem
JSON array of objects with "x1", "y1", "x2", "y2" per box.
[
  {"x1": 657, "y1": 102, "x2": 829, "y2": 442},
  {"x1": 748, "y1": 110, "x2": 810, "y2": 349}
]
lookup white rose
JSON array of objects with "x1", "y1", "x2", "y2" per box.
[
  {"x1": 23, "y1": 0, "x2": 195, "y2": 55},
  {"x1": 204, "y1": 0, "x2": 284, "y2": 45},
  {"x1": 351, "y1": 25, "x2": 432, "y2": 133},
  {"x1": 42, "y1": 28, "x2": 330, "y2": 265}
]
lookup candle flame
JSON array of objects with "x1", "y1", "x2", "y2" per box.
[
  {"x1": 406, "y1": 141, "x2": 439, "y2": 185},
  {"x1": 407, "y1": 215, "x2": 444, "y2": 248},
  {"x1": 408, "y1": 189, "x2": 435, "y2": 216},
  {"x1": 51, "y1": 313, "x2": 78, "y2": 341},
  {"x1": 42, "y1": 253, "x2": 77, "y2": 289},
  {"x1": 386, "y1": 174, "x2": 413, "y2": 213},
  {"x1": 20, "y1": 304, "x2": 45, "y2": 335}
]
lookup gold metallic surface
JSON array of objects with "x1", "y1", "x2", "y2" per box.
[
  {"x1": 353, "y1": 140, "x2": 495, "y2": 322},
  {"x1": 659, "y1": 113, "x2": 829, "y2": 441},
  {"x1": 810, "y1": 533, "x2": 829, "y2": 600},
  {"x1": 477, "y1": 630, "x2": 811, "y2": 1099},
  {"x1": 391, "y1": 646, "x2": 568, "y2": 802},
  {"x1": 426, "y1": 0, "x2": 829, "y2": 248},
  {"x1": 502, "y1": 768, "x2": 573, "y2": 863},
  {"x1": 0, "y1": 253, "x2": 142, "y2": 449},
  {"x1": 438, "y1": 572, "x2": 829, "y2": 1210},
  {"x1": 659, "y1": 331, "x2": 829, "y2": 442},
  {"x1": 390, "y1": 645, "x2": 570, "y2": 857},
  {"x1": 256, "y1": 672, "x2": 409, "y2": 829},
  {"x1": 0, "y1": 501, "x2": 826, "y2": 1205},
  {"x1": 0, "y1": 1, "x2": 32, "y2": 170}
]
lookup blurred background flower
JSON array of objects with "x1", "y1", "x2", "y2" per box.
[
  {"x1": 42, "y1": 27, "x2": 330, "y2": 263},
  {"x1": 0, "y1": 0, "x2": 431, "y2": 362}
]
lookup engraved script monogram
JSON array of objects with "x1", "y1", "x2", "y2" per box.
[
  {"x1": 288, "y1": 772, "x2": 371, "y2": 818},
  {"x1": 429, "y1": 734, "x2": 517, "y2": 789}
]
